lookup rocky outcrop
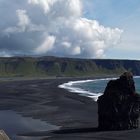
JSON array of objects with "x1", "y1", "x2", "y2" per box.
[
  {"x1": 0, "y1": 130, "x2": 11, "y2": 140},
  {"x1": 98, "y1": 72, "x2": 140, "y2": 130}
]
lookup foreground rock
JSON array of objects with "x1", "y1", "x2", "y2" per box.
[
  {"x1": 0, "y1": 130, "x2": 10, "y2": 140},
  {"x1": 98, "y1": 72, "x2": 140, "y2": 130}
]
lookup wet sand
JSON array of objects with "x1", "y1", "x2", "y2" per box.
[{"x1": 0, "y1": 77, "x2": 140, "y2": 140}]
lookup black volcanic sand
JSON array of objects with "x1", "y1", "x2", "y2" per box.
[{"x1": 0, "y1": 77, "x2": 140, "y2": 140}]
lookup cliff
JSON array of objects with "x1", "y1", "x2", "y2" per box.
[{"x1": 0, "y1": 56, "x2": 140, "y2": 77}]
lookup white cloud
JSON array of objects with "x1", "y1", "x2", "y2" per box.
[
  {"x1": 61, "y1": 42, "x2": 71, "y2": 48},
  {"x1": 28, "y1": 0, "x2": 82, "y2": 17},
  {"x1": 4, "y1": 9, "x2": 45, "y2": 34},
  {"x1": 4, "y1": 9, "x2": 30, "y2": 34},
  {"x1": 17, "y1": 9, "x2": 30, "y2": 30},
  {"x1": 1, "y1": 0, "x2": 123, "y2": 58},
  {"x1": 35, "y1": 35, "x2": 56, "y2": 54},
  {"x1": 28, "y1": 0, "x2": 57, "y2": 14},
  {"x1": 71, "y1": 46, "x2": 81, "y2": 55}
]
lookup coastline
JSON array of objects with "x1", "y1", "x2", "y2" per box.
[
  {"x1": 58, "y1": 76, "x2": 140, "y2": 102},
  {"x1": 58, "y1": 77, "x2": 118, "y2": 101},
  {"x1": 0, "y1": 77, "x2": 140, "y2": 140}
]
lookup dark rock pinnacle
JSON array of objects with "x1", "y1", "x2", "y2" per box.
[{"x1": 98, "y1": 72, "x2": 140, "y2": 130}]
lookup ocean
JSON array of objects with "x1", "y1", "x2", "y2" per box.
[{"x1": 59, "y1": 77, "x2": 140, "y2": 101}]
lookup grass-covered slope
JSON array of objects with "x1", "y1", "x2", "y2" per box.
[{"x1": 0, "y1": 56, "x2": 140, "y2": 77}]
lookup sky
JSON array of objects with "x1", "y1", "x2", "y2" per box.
[{"x1": 0, "y1": 0, "x2": 140, "y2": 60}]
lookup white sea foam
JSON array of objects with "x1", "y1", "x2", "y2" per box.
[
  {"x1": 58, "y1": 77, "x2": 117, "y2": 101},
  {"x1": 134, "y1": 76, "x2": 140, "y2": 79}
]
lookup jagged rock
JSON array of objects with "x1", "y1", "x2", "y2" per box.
[
  {"x1": 98, "y1": 72, "x2": 140, "y2": 130},
  {"x1": 0, "y1": 130, "x2": 11, "y2": 140}
]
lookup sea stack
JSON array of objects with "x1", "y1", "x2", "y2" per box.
[{"x1": 98, "y1": 72, "x2": 140, "y2": 130}]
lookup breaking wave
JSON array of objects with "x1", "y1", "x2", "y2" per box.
[{"x1": 58, "y1": 78, "x2": 117, "y2": 101}]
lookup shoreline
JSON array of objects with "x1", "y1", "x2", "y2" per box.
[
  {"x1": 58, "y1": 77, "x2": 118, "y2": 101},
  {"x1": 58, "y1": 75, "x2": 140, "y2": 102},
  {"x1": 0, "y1": 77, "x2": 140, "y2": 140}
]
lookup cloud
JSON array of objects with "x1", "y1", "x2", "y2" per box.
[
  {"x1": 34, "y1": 35, "x2": 56, "y2": 54},
  {"x1": 0, "y1": 0, "x2": 123, "y2": 58},
  {"x1": 17, "y1": 10, "x2": 30, "y2": 30},
  {"x1": 28, "y1": 0, "x2": 57, "y2": 14},
  {"x1": 4, "y1": 9, "x2": 45, "y2": 34},
  {"x1": 4, "y1": 9, "x2": 30, "y2": 34},
  {"x1": 28, "y1": 0, "x2": 82, "y2": 17}
]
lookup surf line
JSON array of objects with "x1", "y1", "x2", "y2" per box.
[{"x1": 58, "y1": 78, "x2": 117, "y2": 101}]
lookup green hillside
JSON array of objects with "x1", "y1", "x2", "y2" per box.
[{"x1": 0, "y1": 56, "x2": 140, "y2": 77}]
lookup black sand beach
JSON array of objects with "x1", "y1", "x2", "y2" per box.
[{"x1": 0, "y1": 78, "x2": 140, "y2": 140}]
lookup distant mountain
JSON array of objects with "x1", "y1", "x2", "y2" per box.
[{"x1": 0, "y1": 56, "x2": 140, "y2": 77}]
